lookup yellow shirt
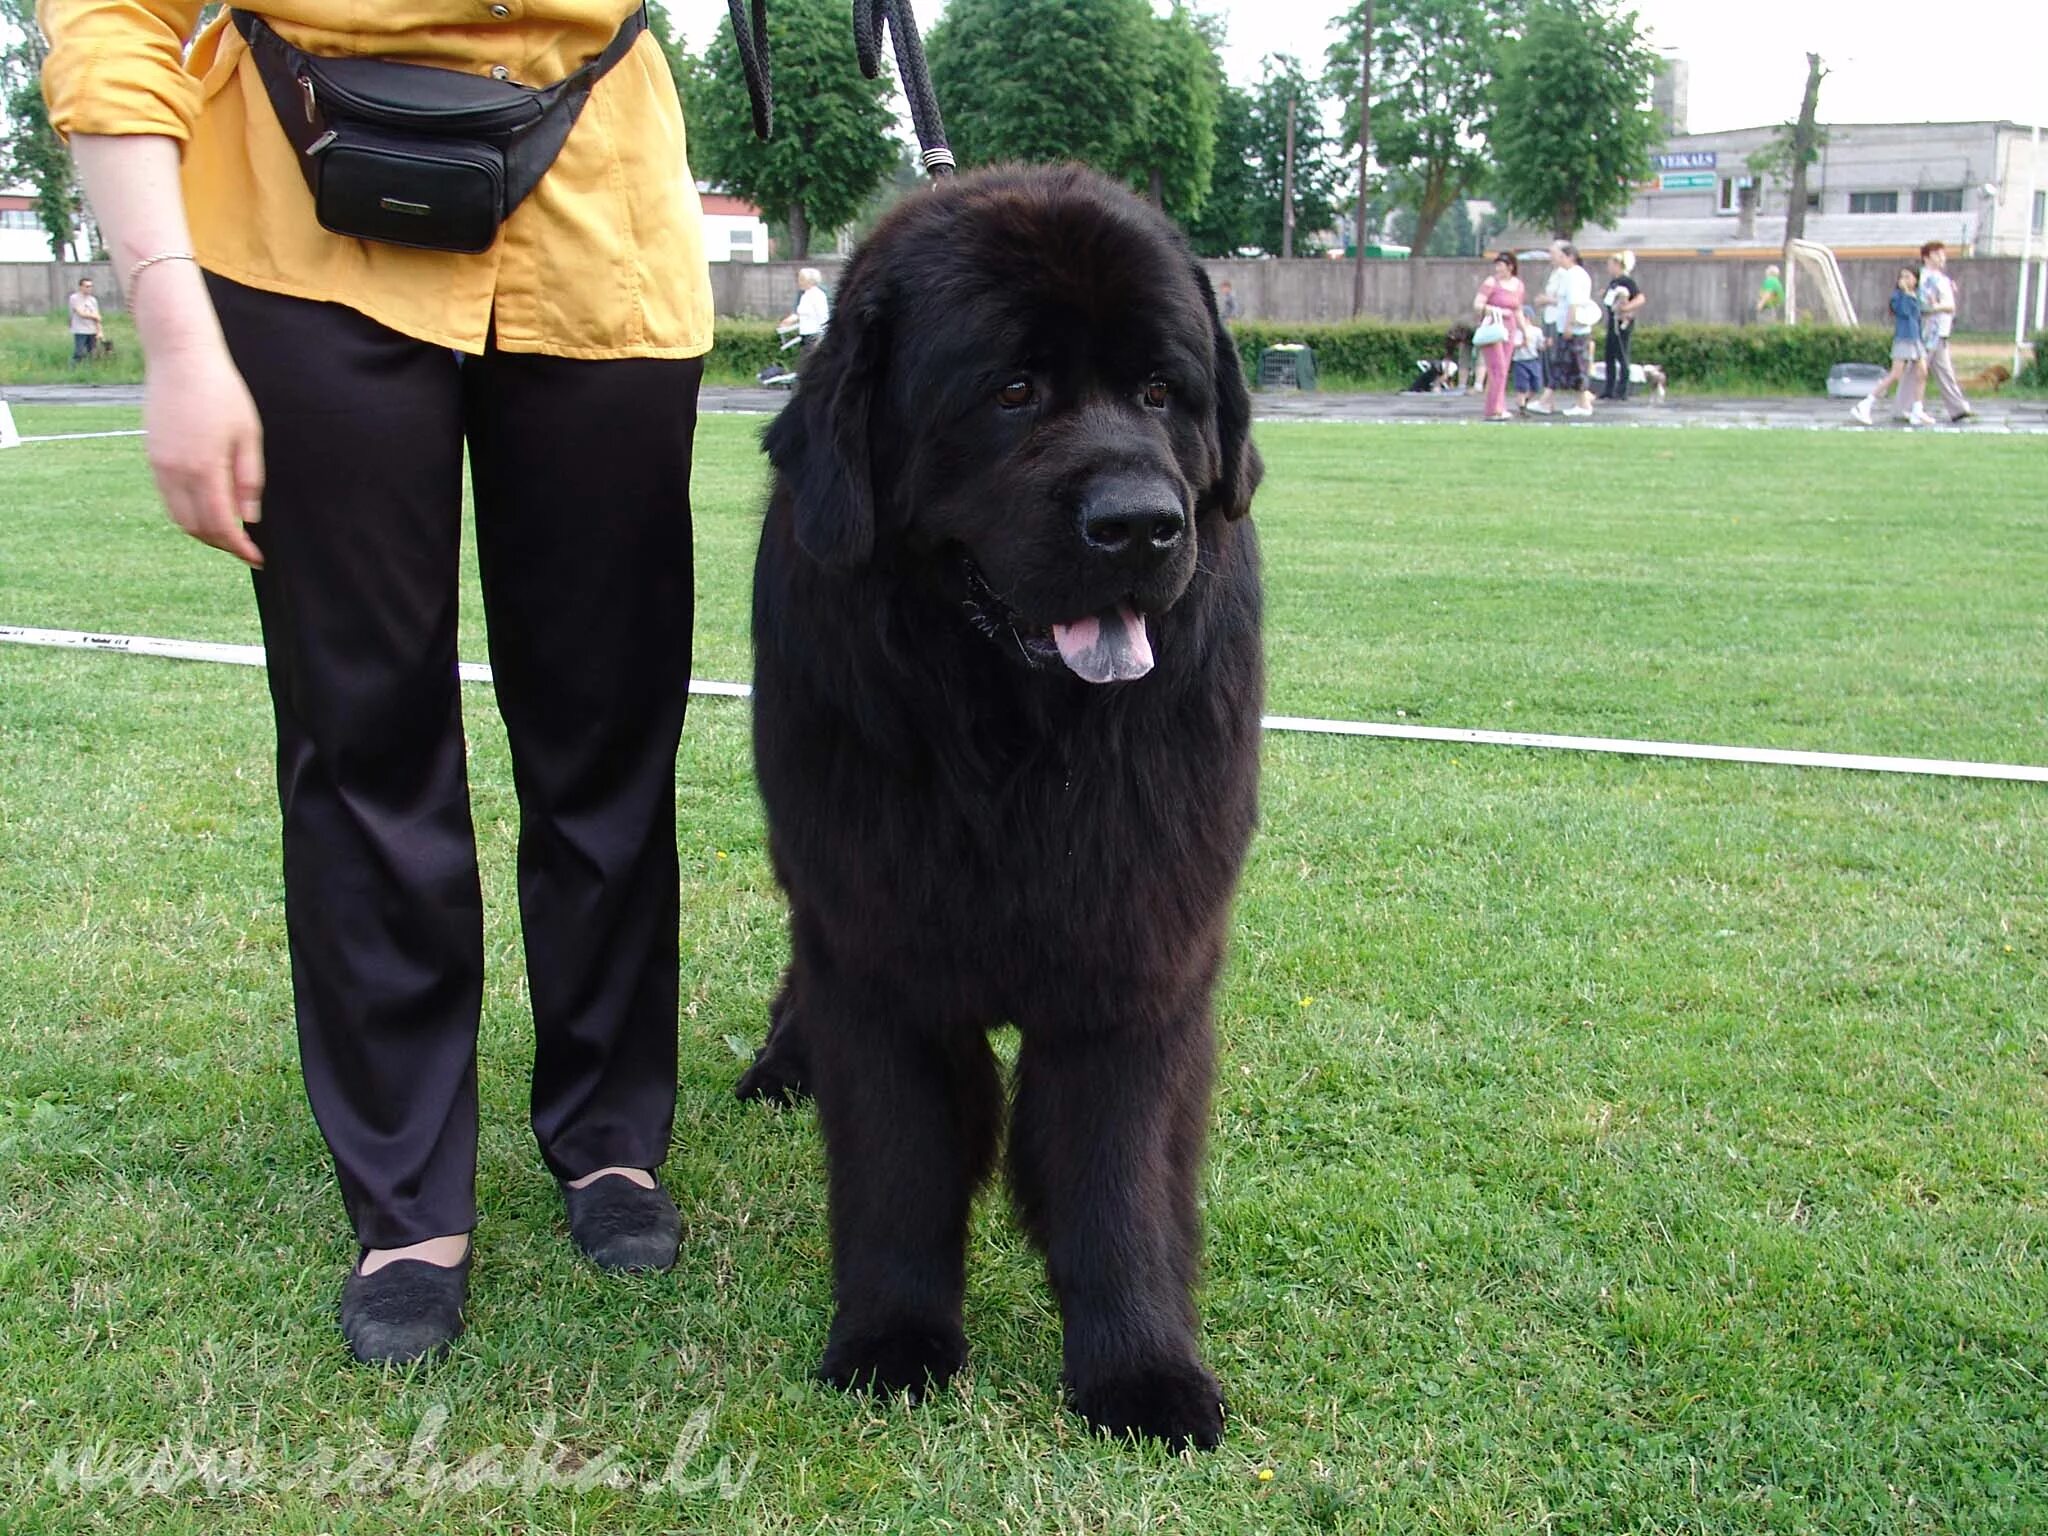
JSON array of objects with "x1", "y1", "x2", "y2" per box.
[{"x1": 40, "y1": 0, "x2": 714, "y2": 359}]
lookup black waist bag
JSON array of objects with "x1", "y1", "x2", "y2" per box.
[{"x1": 233, "y1": 7, "x2": 646, "y2": 254}]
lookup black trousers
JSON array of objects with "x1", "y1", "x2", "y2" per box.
[
  {"x1": 1601, "y1": 324, "x2": 1633, "y2": 398},
  {"x1": 209, "y1": 274, "x2": 701, "y2": 1250}
]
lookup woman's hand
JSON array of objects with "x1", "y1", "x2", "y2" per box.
[
  {"x1": 68, "y1": 135, "x2": 266, "y2": 568},
  {"x1": 143, "y1": 331, "x2": 265, "y2": 569}
]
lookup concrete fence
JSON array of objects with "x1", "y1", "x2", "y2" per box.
[
  {"x1": 712, "y1": 254, "x2": 2031, "y2": 333},
  {"x1": 1, "y1": 261, "x2": 119, "y2": 316},
  {"x1": 9, "y1": 254, "x2": 2031, "y2": 333}
]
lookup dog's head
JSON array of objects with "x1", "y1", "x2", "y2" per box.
[{"x1": 763, "y1": 164, "x2": 1261, "y2": 684}]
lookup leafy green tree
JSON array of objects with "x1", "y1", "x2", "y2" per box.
[
  {"x1": 1328, "y1": 0, "x2": 1505, "y2": 258},
  {"x1": 1486, "y1": 0, "x2": 1661, "y2": 237},
  {"x1": 1122, "y1": 4, "x2": 1220, "y2": 217},
  {"x1": 926, "y1": 0, "x2": 1151, "y2": 171},
  {"x1": 1, "y1": 0, "x2": 83, "y2": 259},
  {"x1": 1185, "y1": 55, "x2": 1340, "y2": 257},
  {"x1": 685, "y1": 0, "x2": 897, "y2": 258}
]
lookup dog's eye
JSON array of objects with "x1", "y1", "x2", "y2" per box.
[
  {"x1": 1143, "y1": 378, "x2": 1170, "y2": 409},
  {"x1": 997, "y1": 378, "x2": 1035, "y2": 408}
]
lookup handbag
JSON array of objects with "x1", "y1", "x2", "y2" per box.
[
  {"x1": 1570, "y1": 298, "x2": 1605, "y2": 331},
  {"x1": 1473, "y1": 308, "x2": 1509, "y2": 348},
  {"x1": 233, "y1": 7, "x2": 647, "y2": 254}
]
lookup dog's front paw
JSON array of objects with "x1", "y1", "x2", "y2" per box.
[
  {"x1": 734, "y1": 1041, "x2": 809, "y2": 1105},
  {"x1": 1069, "y1": 1360, "x2": 1225, "y2": 1451},
  {"x1": 818, "y1": 1323, "x2": 966, "y2": 1400}
]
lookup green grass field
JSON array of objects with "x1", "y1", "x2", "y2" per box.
[{"x1": 2, "y1": 407, "x2": 2045, "y2": 1532}]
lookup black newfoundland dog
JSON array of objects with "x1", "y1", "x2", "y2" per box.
[{"x1": 734, "y1": 164, "x2": 1263, "y2": 1451}]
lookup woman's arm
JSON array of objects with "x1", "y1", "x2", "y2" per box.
[{"x1": 71, "y1": 134, "x2": 265, "y2": 567}]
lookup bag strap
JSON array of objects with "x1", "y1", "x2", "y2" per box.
[{"x1": 231, "y1": 7, "x2": 647, "y2": 127}]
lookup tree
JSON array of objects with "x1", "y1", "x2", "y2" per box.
[
  {"x1": 1385, "y1": 191, "x2": 1476, "y2": 255},
  {"x1": 1184, "y1": 55, "x2": 1341, "y2": 257},
  {"x1": 1, "y1": 0, "x2": 83, "y2": 259},
  {"x1": 685, "y1": 0, "x2": 897, "y2": 259},
  {"x1": 1328, "y1": 0, "x2": 1504, "y2": 258},
  {"x1": 926, "y1": 0, "x2": 1151, "y2": 172},
  {"x1": 1487, "y1": 0, "x2": 1662, "y2": 238},
  {"x1": 1747, "y1": 50, "x2": 1826, "y2": 299},
  {"x1": 1121, "y1": 4, "x2": 1220, "y2": 218}
]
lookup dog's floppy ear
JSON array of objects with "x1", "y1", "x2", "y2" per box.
[
  {"x1": 764, "y1": 290, "x2": 885, "y2": 567},
  {"x1": 1194, "y1": 263, "x2": 1262, "y2": 522}
]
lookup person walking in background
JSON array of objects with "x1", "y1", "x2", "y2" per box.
[
  {"x1": 1472, "y1": 251, "x2": 1524, "y2": 422},
  {"x1": 1756, "y1": 264, "x2": 1784, "y2": 322},
  {"x1": 1529, "y1": 240, "x2": 1596, "y2": 417},
  {"x1": 67, "y1": 276, "x2": 102, "y2": 364},
  {"x1": 1597, "y1": 251, "x2": 1646, "y2": 400},
  {"x1": 1916, "y1": 241, "x2": 1974, "y2": 424},
  {"x1": 1850, "y1": 266, "x2": 1934, "y2": 427},
  {"x1": 779, "y1": 267, "x2": 831, "y2": 355},
  {"x1": 44, "y1": 0, "x2": 715, "y2": 1367},
  {"x1": 1216, "y1": 279, "x2": 1242, "y2": 323}
]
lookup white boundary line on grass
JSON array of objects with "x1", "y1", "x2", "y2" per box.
[
  {"x1": 16, "y1": 429, "x2": 149, "y2": 442},
  {"x1": 6, "y1": 623, "x2": 2044, "y2": 784}
]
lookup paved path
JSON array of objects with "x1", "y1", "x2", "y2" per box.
[{"x1": 11, "y1": 380, "x2": 2044, "y2": 433}]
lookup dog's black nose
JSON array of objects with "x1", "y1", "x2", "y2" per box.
[{"x1": 1079, "y1": 478, "x2": 1186, "y2": 555}]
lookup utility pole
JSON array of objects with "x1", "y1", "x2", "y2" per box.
[
  {"x1": 2016, "y1": 123, "x2": 2039, "y2": 377},
  {"x1": 1350, "y1": 0, "x2": 1372, "y2": 315},
  {"x1": 1281, "y1": 94, "x2": 1297, "y2": 260}
]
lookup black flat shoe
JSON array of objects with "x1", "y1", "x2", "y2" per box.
[
  {"x1": 340, "y1": 1251, "x2": 469, "y2": 1366},
  {"x1": 561, "y1": 1174, "x2": 680, "y2": 1272}
]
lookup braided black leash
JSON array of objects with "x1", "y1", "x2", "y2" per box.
[
  {"x1": 724, "y1": 0, "x2": 955, "y2": 180},
  {"x1": 724, "y1": 0, "x2": 771, "y2": 138},
  {"x1": 854, "y1": 0, "x2": 954, "y2": 178}
]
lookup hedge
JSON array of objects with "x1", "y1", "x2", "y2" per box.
[
  {"x1": 1224, "y1": 319, "x2": 1896, "y2": 391},
  {"x1": 708, "y1": 317, "x2": 1901, "y2": 392}
]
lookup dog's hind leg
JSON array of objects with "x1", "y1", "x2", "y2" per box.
[{"x1": 735, "y1": 969, "x2": 811, "y2": 1104}]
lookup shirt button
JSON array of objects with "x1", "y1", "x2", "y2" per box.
[
  {"x1": 489, "y1": 4, "x2": 509, "y2": 16},
  {"x1": 489, "y1": 64, "x2": 511, "y2": 79}
]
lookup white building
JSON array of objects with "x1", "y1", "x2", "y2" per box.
[
  {"x1": 698, "y1": 186, "x2": 768, "y2": 263},
  {"x1": 1573, "y1": 121, "x2": 2046, "y2": 258},
  {"x1": 0, "y1": 189, "x2": 56, "y2": 261}
]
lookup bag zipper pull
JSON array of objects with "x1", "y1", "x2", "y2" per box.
[
  {"x1": 298, "y1": 73, "x2": 317, "y2": 124},
  {"x1": 307, "y1": 130, "x2": 337, "y2": 155}
]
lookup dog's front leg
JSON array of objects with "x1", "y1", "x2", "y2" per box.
[
  {"x1": 808, "y1": 981, "x2": 1002, "y2": 1400},
  {"x1": 1010, "y1": 1016, "x2": 1224, "y2": 1450}
]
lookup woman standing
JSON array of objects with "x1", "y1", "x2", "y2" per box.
[
  {"x1": 43, "y1": 0, "x2": 715, "y2": 1364},
  {"x1": 1528, "y1": 240, "x2": 1596, "y2": 417},
  {"x1": 1472, "y1": 251, "x2": 1525, "y2": 422},
  {"x1": 1598, "y1": 251, "x2": 1646, "y2": 400}
]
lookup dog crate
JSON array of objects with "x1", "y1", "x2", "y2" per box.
[{"x1": 1256, "y1": 344, "x2": 1318, "y2": 392}]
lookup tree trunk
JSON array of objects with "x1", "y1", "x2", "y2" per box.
[
  {"x1": 1350, "y1": 0, "x2": 1372, "y2": 315},
  {"x1": 788, "y1": 201, "x2": 809, "y2": 261},
  {"x1": 1780, "y1": 52, "x2": 1824, "y2": 320},
  {"x1": 1410, "y1": 173, "x2": 1450, "y2": 259}
]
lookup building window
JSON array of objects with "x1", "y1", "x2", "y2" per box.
[
  {"x1": 1848, "y1": 191, "x2": 1899, "y2": 215},
  {"x1": 1806, "y1": 192, "x2": 1821, "y2": 211},
  {"x1": 2035, "y1": 190, "x2": 2045, "y2": 235},
  {"x1": 0, "y1": 209, "x2": 42, "y2": 230},
  {"x1": 1717, "y1": 177, "x2": 1737, "y2": 214},
  {"x1": 1911, "y1": 188, "x2": 1964, "y2": 213}
]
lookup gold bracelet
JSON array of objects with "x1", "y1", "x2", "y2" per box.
[{"x1": 126, "y1": 250, "x2": 198, "y2": 296}]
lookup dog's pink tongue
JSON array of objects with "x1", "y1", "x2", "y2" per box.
[{"x1": 1051, "y1": 603, "x2": 1154, "y2": 684}]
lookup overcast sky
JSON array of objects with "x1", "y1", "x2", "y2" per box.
[{"x1": 666, "y1": 0, "x2": 2045, "y2": 136}]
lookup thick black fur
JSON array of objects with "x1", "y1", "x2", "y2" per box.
[{"x1": 735, "y1": 165, "x2": 1264, "y2": 1451}]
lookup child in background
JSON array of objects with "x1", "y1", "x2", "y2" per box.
[
  {"x1": 1850, "y1": 267, "x2": 1935, "y2": 427},
  {"x1": 1511, "y1": 303, "x2": 1545, "y2": 411}
]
